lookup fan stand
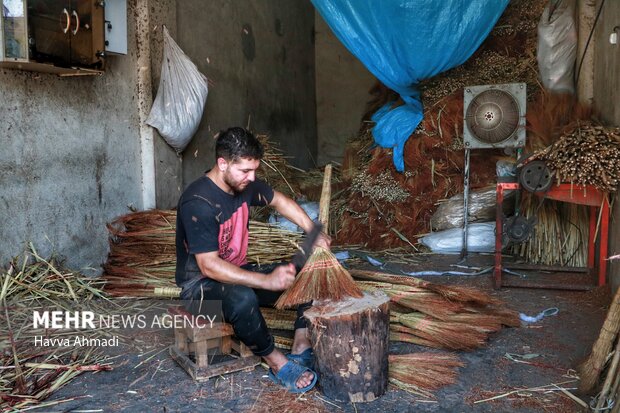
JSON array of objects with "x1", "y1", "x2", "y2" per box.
[{"x1": 460, "y1": 148, "x2": 471, "y2": 261}]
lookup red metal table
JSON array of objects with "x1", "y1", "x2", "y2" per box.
[{"x1": 494, "y1": 182, "x2": 610, "y2": 289}]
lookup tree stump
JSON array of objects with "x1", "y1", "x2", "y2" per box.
[{"x1": 304, "y1": 291, "x2": 390, "y2": 403}]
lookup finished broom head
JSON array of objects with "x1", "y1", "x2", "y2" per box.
[{"x1": 275, "y1": 247, "x2": 363, "y2": 309}]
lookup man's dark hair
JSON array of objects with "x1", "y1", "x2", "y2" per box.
[{"x1": 215, "y1": 127, "x2": 264, "y2": 162}]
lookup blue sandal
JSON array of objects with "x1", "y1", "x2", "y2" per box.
[
  {"x1": 268, "y1": 360, "x2": 318, "y2": 393},
  {"x1": 287, "y1": 348, "x2": 315, "y2": 369}
]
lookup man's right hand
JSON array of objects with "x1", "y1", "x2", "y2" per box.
[{"x1": 264, "y1": 263, "x2": 296, "y2": 291}]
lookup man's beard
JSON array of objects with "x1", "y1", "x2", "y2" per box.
[{"x1": 223, "y1": 173, "x2": 249, "y2": 193}]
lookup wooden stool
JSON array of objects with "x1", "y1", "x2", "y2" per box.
[{"x1": 168, "y1": 306, "x2": 260, "y2": 381}]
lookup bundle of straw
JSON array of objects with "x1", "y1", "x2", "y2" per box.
[
  {"x1": 103, "y1": 210, "x2": 302, "y2": 297},
  {"x1": 275, "y1": 165, "x2": 363, "y2": 308},
  {"x1": 392, "y1": 311, "x2": 488, "y2": 351},
  {"x1": 512, "y1": 193, "x2": 589, "y2": 267},
  {"x1": 256, "y1": 133, "x2": 302, "y2": 199},
  {"x1": 389, "y1": 353, "x2": 464, "y2": 398}
]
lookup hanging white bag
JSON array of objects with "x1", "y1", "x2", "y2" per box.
[{"x1": 147, "y1": 26, "x2": 209, "y2": 153}]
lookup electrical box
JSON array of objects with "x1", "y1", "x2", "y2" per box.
[
  {"x1": 104, "y1": 0, "x2": 126, "y2": 55},
  {"x1": 0, "y1": 0, "x2": 126, "y2": 76}
]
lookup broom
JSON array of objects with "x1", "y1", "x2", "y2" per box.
[
  {"x1": 389, "y1": 353, "x2": 464, "y2": 397},
  {"x1": 578, "y1": 286, "x2": 620, "y2": 393},
  {"x1": 275, "y1": 164, "x2": 363, "y2": 309}
]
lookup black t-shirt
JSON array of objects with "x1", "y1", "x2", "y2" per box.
[{"x1": 175, "y1": 176, "x2": 274, "y2": 287}]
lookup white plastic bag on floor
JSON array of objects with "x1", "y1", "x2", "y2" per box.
[
  {"x1": 147, "y1": 26, "x2": 209, "y2": 153},
  {"x1": 420, "y1": 222, "x2": 496, "y2": 254}
]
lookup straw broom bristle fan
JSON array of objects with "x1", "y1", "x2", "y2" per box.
[{"x1": 275, "y1": 164, "x2": 362, "y2": 309}]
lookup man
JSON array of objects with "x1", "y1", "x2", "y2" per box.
[{"x1": 175, "y1": 127, "x2": 330, "y2": 393}]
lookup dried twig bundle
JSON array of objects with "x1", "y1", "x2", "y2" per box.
[
  {"x1": 389, "y1": 353, "x2": 464, "y2": 398},
  {"x1": 512, "y1": 194, "x2": 589, "y2": 266},
  {"x1": 531, "y1": 122, "x2": 620, "y2": 192},
  {"x1": 256, "y1": 134, "x2": 301, "y2": 199},
  {"x1": 392, "y1": 311, "x2": 488, "y2": 350}
]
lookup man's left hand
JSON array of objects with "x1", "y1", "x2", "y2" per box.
[{"x1": 314, "y1": 232, "x2": 331, "y2": 250}]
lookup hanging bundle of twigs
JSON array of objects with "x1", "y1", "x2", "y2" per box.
[{"x1": 531, "y1": 122, "x2": 620, "y2": 192}]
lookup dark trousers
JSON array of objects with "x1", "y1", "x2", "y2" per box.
[{"x1": 180, "y1": 263, "x2": 310, "y2": 357}]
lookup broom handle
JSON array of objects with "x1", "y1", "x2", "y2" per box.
[{"x1": 319, "y1": 164, "x2": 332, "y2": 228}]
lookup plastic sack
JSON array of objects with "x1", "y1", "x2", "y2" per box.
[
  {"x1": 147, "y1": 26, "x2": 209, "y2": 153},
  {"x1": 268, "y1": 202, "x2": 320, "y2": 232},
  {"x1": 420, "y1": 222, "x2": 496, "y2": 254},
  {"x1": 430, "y1": 187, "x2": 515, "y2": 232},
  {"x1": 537, "y1": 0, "x2": 577, "y2": 94}
]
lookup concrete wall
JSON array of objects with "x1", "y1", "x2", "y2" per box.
[
  {"x1": 592, "y1": 0, "x2": 620, "y2": 290},
  {"x1": 315, "y1": 12, "x2": 375, "y2": 165},
  {"x1": 176, "y1": 0, "x2": 317, "y2": 184},
  {"x1": 149, "y1": 0, "x2": 183, "y2": 209},
  {"x1": 0, "y1": 0, "x2": 147, "y2": 274}
]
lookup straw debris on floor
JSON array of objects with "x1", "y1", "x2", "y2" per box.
[{"x1": 0, "y1": 247, "x2": 114, "y2": 412}]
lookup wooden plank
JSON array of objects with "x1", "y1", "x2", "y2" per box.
[{"x1": 185, "y1": 323, "x2": 234, "y2": 341}]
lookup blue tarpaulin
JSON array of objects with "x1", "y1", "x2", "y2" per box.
[{"x1": 311, "y1": 0, "x2": 509, "y2": 171}]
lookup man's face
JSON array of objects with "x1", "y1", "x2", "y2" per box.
[{"x1": 222, "y1": 157, "x2": 260, "y2": 193}]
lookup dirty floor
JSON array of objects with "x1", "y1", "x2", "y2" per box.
[{"x1": 43, "y1": 253, "x2": 610, "y2": 413}]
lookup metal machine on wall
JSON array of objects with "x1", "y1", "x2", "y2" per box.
[{"x1": 461, "y1": 83, "x2": 527, "y2": 256}]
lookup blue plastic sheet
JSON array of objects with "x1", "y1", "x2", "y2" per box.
[{"x1": 312, "y1": 0, "x2": 509, "y2": 171}]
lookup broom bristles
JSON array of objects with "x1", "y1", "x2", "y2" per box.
[
  {"x1": 275, "y1": 247, "x2": 363, "y2": 309},
  {"x1": 389, "y1": 353, "x2": 463, "y2": 393},
  {"x1": 350, "y1": 269, "x2": 501, "y2": 306}
]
